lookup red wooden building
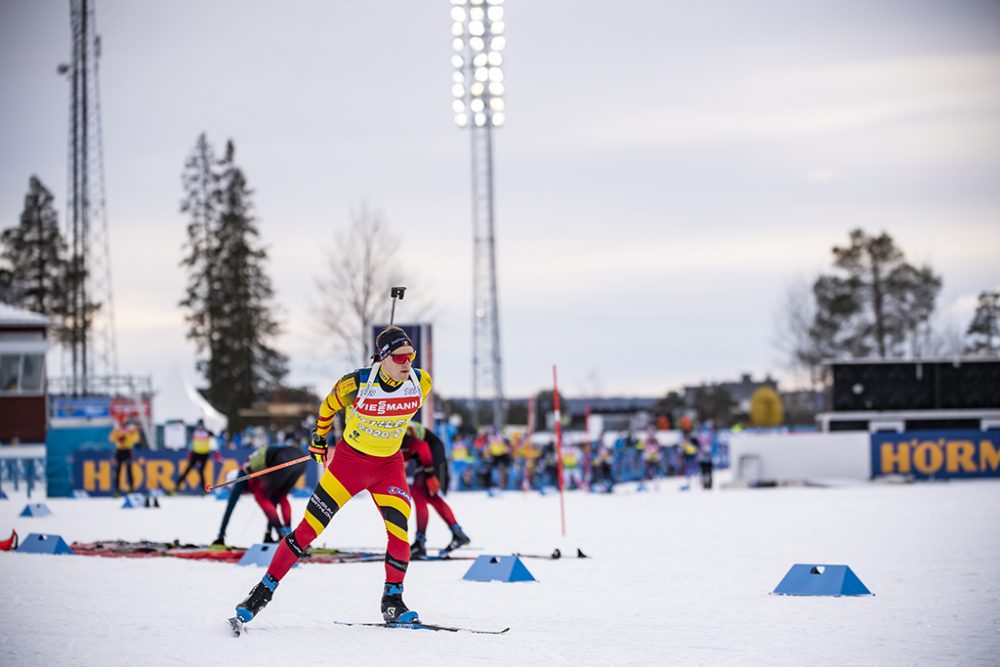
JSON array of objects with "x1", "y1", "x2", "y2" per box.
[{"x1": 0, "y1": 304, "x2": 50, "y2": 445}]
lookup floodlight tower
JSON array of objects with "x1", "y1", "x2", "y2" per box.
[
  {"x1": 58, "y1": 0, "x2": 118, "y2": 395},
  {"x1": 450, "y1": 0, "x2": 507, "y2": 432}
]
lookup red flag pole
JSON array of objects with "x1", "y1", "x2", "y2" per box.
[{"x1": 553, "y1": 364, "x2": 566, "y2": 537}]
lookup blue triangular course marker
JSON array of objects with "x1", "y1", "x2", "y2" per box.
[
  {"x1": 772, "y1": 564, "x2": 873, "y2": 596},
  {"x1": 0, "y1": 489, "x2": 8, "y2": 500},
  {"x1": 292, "y1": 487, "x2": 311, "y2": 498},
  {"x1": 239, "y1": 543, "x2": 280, "y2": 567},
  {"x1": 19, "y1": 503, "x2": 52, "y2": 517},
  {"x1": 463, "y1": 555, "x2": 537, "y2": 583},
  {"x1": 18, "y1": 533, "x2": 74, "y2": 555},
  {"x1": 121, "y1": 494, "x2": 146, "y2": 509},
  {"x1": 214, "y1": 488, "x2": 230, "y2": 500}
]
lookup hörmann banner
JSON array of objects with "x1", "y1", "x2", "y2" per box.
[
  {"x1": 72, "y1": 447, "x2": 319, "y2": 496},
  {"x1": 871, "y1": 431, "x2": 1000, "y2": 480}
]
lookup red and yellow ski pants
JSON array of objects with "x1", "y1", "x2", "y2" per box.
[{"x1": 266, "y1": 442, "x2": 412, "y2": 583}]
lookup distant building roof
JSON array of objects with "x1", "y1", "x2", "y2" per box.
[
  {"x1": 455, "y1": 396, "x2": 661, "y2": 414},
  {"x1": 0, "y1": 303, "x2": 51, "y2": 327},
  {"x1": 826, "y1": 357, "x2": 998, "y2": 365},
  {"x1": 565, "y1": 397, "x2": 659, "y2": 413},
  {"x1": 683, "y1": 372, "x2": 778, "y2": 405}
]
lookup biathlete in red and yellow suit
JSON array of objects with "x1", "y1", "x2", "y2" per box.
[
  {"x1": 109, "y1": 415, "x2": 141, "y2": 495},
  {"x1": 233, "y1": 326, "x2": 431, "y2": 627},
  {"x1": 402, "y1": 422, "x2": 470, "y2": 559}
]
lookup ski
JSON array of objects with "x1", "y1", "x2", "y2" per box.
[
  {"x1": 436, "y1": 547, "x2": 474, "y2": 558},
  {"x1": 513, "y1": 548, "x2": 590, "y2": 560},
  {"x1": 333, "y1": 620, "x2": 509, "y2": 635},
  {"x1": 69, "y1": 539, "x2": 382, "y2": 563},
  {"x1": 436, "y1": 544, "x2": 481, "y2": 553},
  {"x1": 416, "y1": 553, "x2": 478, "y2": 561},
  {"x1": 228, "y1": 616, "x2": 246, "y2": 637},
  {"x1": 417, "y1": 548, "x2": 590, "y2": 562}
]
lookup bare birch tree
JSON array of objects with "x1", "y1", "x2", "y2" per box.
[
  {"x1": 771, "y1": 280, "x2": 827, "y2": 388},
  {"x1": 314, "y1": 201, "x2": 414, "y2": 367}
]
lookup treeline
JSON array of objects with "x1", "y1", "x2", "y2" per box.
[
  {"x1": 0, "y1": 131, "x2": 421, "y2": 429},
  {"x1": 0, "y1": 137, "x2": 290, "y2": 429},
  {"x1": 4, "y1": 158, "x2": 997, "y2": 430},
  {"x1": 0, "y1": 176, "x2": 98, "y2": 345},
  {"x1": 778, "y1": 228, "x2": 999, "y2": 385}
]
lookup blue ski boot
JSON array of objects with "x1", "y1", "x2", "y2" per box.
[
  {"x1": 235, "y1": 573, "x2": 279, "y2": 624},
  {"x1": 381, "y1": 582, "x2": 419, "y2": 623}
]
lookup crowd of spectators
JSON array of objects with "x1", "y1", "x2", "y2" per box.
[
  {"x1": 446, "y1": 423, "x2": 730, "y2": 493},
  {"x1": 196, "y1": 417, "x2": 731, "y2": 494},
  {"x1": 213, "y1": 418, "x2": 313, "y2": 453}
]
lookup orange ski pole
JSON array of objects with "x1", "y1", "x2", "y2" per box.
[{"x1": 205, "y1": 454, "x2": 312, "y2": 492}]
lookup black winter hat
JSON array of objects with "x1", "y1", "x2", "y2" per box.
[{"x1": 373, "y1": 326, "x2": 413, "y2": 362}]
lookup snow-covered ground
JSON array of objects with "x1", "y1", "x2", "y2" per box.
[{"x1": 2, "y1": 475, "x2": 998, "y2": 666}]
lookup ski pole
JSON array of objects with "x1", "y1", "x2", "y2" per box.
[
  {"x1": 389, "y1": 286, "x2": 406, "y2": 325},
  {"x1": 205, "y1": 454, "x2": 312, "y2": 492}
]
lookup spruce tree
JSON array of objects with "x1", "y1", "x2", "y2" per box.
[
  {"x1": 0, "y1": 176, "x2": 70, "y2": 323},
  {"x1": 179, "y1": 136, "x2": 288, "y2": 426},
  {"x1": 809, "y1": 229, "x2": 941, "y2": 359},
  {"x1": 965, "y1": 290, "x2": 1000, "y2": 355},
  {"x1": 179, "y1": 133, "x2": 221, "y2": 354}
]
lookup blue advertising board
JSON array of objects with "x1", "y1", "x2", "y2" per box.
[
  {"x1": 46, "y1": 425, "x2": 114, "y2": 497},
  {"x1": 871, "y1": 430, "x2": 1000, "y2": 480},
  {"x1": 52, "y1": 397, "x2": 111, "y2": 419}
]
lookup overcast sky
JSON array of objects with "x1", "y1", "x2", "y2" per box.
[{"x1": 1, "y1": 0, "x2": 998, "y2": 422}]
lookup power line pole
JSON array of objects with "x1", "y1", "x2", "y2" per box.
[
  {"x1": 58, "y1": 0, "x2": 118, "y2": 395},
  {"x1": 49, "y1": 0, "x2": 152, "y2": 445}
]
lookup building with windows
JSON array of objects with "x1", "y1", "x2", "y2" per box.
[
  {"x1": 682, "y1": 373, "x2": 779, "y2": 414},
  {"x1": 0, "y1": 304, "x2": 50, "y2": 444}
]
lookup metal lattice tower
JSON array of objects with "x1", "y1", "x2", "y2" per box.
[
  {"x1": 60, "y1": 0, "x2": 118, "y2": 395},
  {"x1": 449, "y1": 0, "x2": 507, "y2": 431}
]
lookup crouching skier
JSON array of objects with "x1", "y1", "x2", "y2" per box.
[
  {"x1": 213, "y1": 444, "x2": 308, "y2": 547},
  {"x1": 231, "y1": 326, "x2": 431, "y2": 632}
]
